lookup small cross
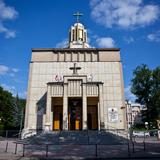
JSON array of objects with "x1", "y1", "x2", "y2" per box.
[
  {"x1": 69, "y1": 63, "x2": 81, "y2": 75},
  {"x1": 73, "y1": 11, "x2": 83, "y2": 23}
]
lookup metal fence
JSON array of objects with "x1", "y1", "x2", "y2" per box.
[
  {"x1": 2, "y1": 141, "x2": 131, "y2": 158},
  {"x1": 0, "y1": 130, "x2": 21, "y2": 139},
  {"x1": 0, "y1": 130, "x2": 160, "y2": 158},
  {"x1": 2, "y1": 140, "x2": 160, "y2": 158}
]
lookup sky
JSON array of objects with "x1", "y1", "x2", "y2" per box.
[{"x1": 0, "y1": 0, "x2": 160, "y2": 101}]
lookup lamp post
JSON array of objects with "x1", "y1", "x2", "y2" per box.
[
  {"x1": 19, "y1": 108, "x2": 24, "y2": 138},
  {"x1": 126, "y1": 100, "x2": 132, "y2": 140}
]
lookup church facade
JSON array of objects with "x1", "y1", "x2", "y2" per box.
[{"x1": 23, "y1": 15, "x2": 126, "y2": 138}]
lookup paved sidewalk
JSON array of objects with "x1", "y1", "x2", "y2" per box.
[
  {"x1": 1, "y1": 141, "x2": 160, "y2": 160},
  {"x1": 0, "y1": 131, "x2": 160, "y2": 160}
]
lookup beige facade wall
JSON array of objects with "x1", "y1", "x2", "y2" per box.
[
  {"x1": 31, "y1": 49, "x2": 120, "y2": 62},
  {"x1": 24, "y1": 48, "x2": 126, "y2": 131}
]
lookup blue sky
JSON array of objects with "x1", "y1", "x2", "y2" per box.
[{"x1": 0, "y1": 0, "x2": 160, "y2": 101}]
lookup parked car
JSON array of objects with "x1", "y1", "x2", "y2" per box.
[
  {"x1": 149, "y1": 130, "x2": 158, "y2": 137},
  {"x1": 133, "y1": 131, "x2": 150, "y2": 137}
]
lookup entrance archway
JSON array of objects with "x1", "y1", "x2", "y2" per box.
[
  {"x1": 87, "y1": 97, "x2": 98, "y2": 130},
  {"x1": 68, "y1": 98, "x2": 82, "y2": 130},
  {"x1": 52, "y1": 97, "x2": 63, "y2": 130}
]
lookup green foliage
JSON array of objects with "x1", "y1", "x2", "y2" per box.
[
  {"x1": 131, "y1": 64, "x2": 160, "y2": 128},
  {"x1": 131, "y1": 64, "x2": 152, "y2": 105},
  {"x1": 152, "y1": 67, "x2": 160, "y2": 120},
  {"x1": 0, "y1": 86, "x2": 26, "y2": 130},
  {"x1": 132, "y1": 123, "x2": 145, "y2": 130},
  {"x1": 0, "y1": 124, "x2": 4, "y2": 130}
]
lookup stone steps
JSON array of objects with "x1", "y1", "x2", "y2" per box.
[{"x1": 17, "y1": 130, "x2": 129, "y2": 145}]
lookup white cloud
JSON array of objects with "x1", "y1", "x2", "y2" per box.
[
  {"x1": 0, "y1": 0, "x2": 18, "y2": 38},
  {"x1": 124, "y1": 85, "x2": 136, "y2": 102},
  {"x1": 147, "y1": 30, "x2": 160, "y2": 42},
  {"x1": 56, "y1": 39, "x2": 68, "y2": 48},
  {"x1": 124, "y1": 36, "x2": 134, "y2": 44},
  {"x1": 0, "y1": 65, "x2": 9, "y2": 75},
  {"x1": 96, "y1": 37, "x2": 115, "y2": 48},
  {"x1": 19, "y1": 91, "x2": 27, "y2": 99},
  {"x1": 12, "y1": 68, "x2": 19, "y2": 73},
  {"x1": 1, "y1": 83, "x2": 16, "y2": 95},
  {"x1": 1, "y1": 83, "x2": 26, "y2": 98},
  {"x1": 90, "y1": 0, "x2": 159, "y2": 29},
  {"x1": 0, "y1": 64, "x2": 19, "y2": 76}
]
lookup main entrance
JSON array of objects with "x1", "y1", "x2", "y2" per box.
[
  {"x1": 52, "y1": 97, "x2": 98, "y2": 131},
  {"x1": 52, "y1": 97, "x2": 63, "y2": 130},
  {"x1": 68, "y1": 98, "x2": 82, "y2": 130},
  {"x1": 87, "y1": 97, "x2": 98, "y2": 130}
]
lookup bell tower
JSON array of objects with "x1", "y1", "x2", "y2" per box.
[{"x1": 69, "y1": 12, "x2": 89, "y2": 48}]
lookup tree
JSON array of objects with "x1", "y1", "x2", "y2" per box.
[
  {"x1": 0, "y1": 86, "x2": 26, "y2": 130},
  {"x1": 0, "y1": 87, "x2": 15, "y2": 129},
  {"x1": 131, "y1": 64, "x2": 160, "y2": 128},
  {"x1": 151, "y1": 67, "x2": 160, "y2": 120},
  {"x1": 131, "y1": 64, "x2": 152, "y2": 126},
  {"x1": 13, "y1": 94, "x2": 26, "y2": 129}
]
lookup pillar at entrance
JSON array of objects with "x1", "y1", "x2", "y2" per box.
[
  {"x1": 99, "y1": 83, "x2": 105, "y2": 129},
  {"x1": 63, "y1": 84, "x2": 68, "y2": 130},
  {"x1": 45, "y1": 85, "x2": 52, "y2": 131},
  {"x1": 82, "y1": 83, "x2": 87, "y2": 130}
]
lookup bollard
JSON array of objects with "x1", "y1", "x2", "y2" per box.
[
  {"x1": 46, "y1": 145, "x2": 48, "y2": 157},
  {"x1": 5, "y1": 130, "x2": 8, "y2": 138},
  {"x1": 143, "y1": 141, "x2": 146, "y2": 151},
  {"x1": 5, "y1": 141, "x2": 8, "y2": 152},
  {"x1": 58, "y1": 131, "x2": 60, "y2": 144},
  {"x1": 132, "y1": 141, "x2": 135, "y2": 153},
  {"x1": 88, "y1": 133, "x2": 89, "y2": 144},
  {"x1": 128, "y1": 143, "x2": 131, "y2": 157},
  {"x1": 15, "y1": 143, "x2": 17, "y2": 154},
  {"x1": 95, "y1": 144, "x2": 98, "y2": 157},
  {"x1": 23, "y1": 144, "x2": 25, "y2": 157}
]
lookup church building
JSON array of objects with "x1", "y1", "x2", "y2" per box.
[{"x1": 23, "y1": 13, "x2": 126, "y2": 138}]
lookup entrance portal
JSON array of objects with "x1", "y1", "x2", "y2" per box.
[
  {"x1": 52, "y1": 97, "x2": 63, "y2": 130},
  {"x1": 68, "y1": 98, "x2": 82, "y2": 130},
  {"x1": 87, "y1": 97, "x2": 98, "y2": 130},
  {"x1": 53, "y1": 106, "x2": 63, "y2": 130}
]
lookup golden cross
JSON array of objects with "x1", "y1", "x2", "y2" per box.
[{"x1": 73, "y1": 11, "x2": 83, "y2": 23}]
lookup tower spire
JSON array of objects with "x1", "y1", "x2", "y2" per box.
[
  {"x1": 73, "y1": 11, "x2": 83, "y2": 23},
  {"x1": 68, "y1": 12, "x2": 89, "y2": 48}
]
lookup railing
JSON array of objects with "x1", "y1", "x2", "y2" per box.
[
  {"x1": 4, "y1": 141, "x2": 131, "y2": 158},
  {"x1": 0, "y1": 130, "x2": 20, "y2": 139},
  {"x1": 105, "y1": 125, "x2": 129, "y2": 139},
  {"x1": 0, "y1": 129, "x2": 43, "y2": 139},
  {"x1": 2, "y1": 140, "x2": 160, "y2": 158},
  {"x1": 1, "y1": 130, "x2": 160, "y2": 158}
]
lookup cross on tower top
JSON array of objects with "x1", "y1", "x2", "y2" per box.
[
  {"x1": 69, "y1": 63, "x2": 81, "y2": 75},
  {"x1": 73, "y1": 11, "x2": 83, "y2": 23}
]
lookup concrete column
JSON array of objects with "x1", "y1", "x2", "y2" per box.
[
  {"x1": 63, "y1": 84, "x2": 68, "y2": 130},
  {"x1": 45, "y1": 85, "x2": 52, "y2": 131},
  {"x1": 98, "y1": 102, "x2": 100, "y2": 130},
  {"x1": 82, "y1": 83, "x2": 87, "y2": 130},
  {"x1": 99, "y1": 83, "x2": 104, "y2": 130}
]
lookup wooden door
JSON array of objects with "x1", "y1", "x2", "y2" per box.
[
  {"x1": 53, "y1": 106, "x2": 63, "y2": 130},
  {"x1": 87, "y1": 105, "x2": 98, "y2": 130}
]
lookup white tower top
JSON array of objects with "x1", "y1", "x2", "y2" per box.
[{"x1": 68, "y1": 12, "x2": 89, "y2": 48}]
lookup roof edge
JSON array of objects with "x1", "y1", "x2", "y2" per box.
[{"x1": 32, "y1": 48, "x2": 120, "y2": 52}]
